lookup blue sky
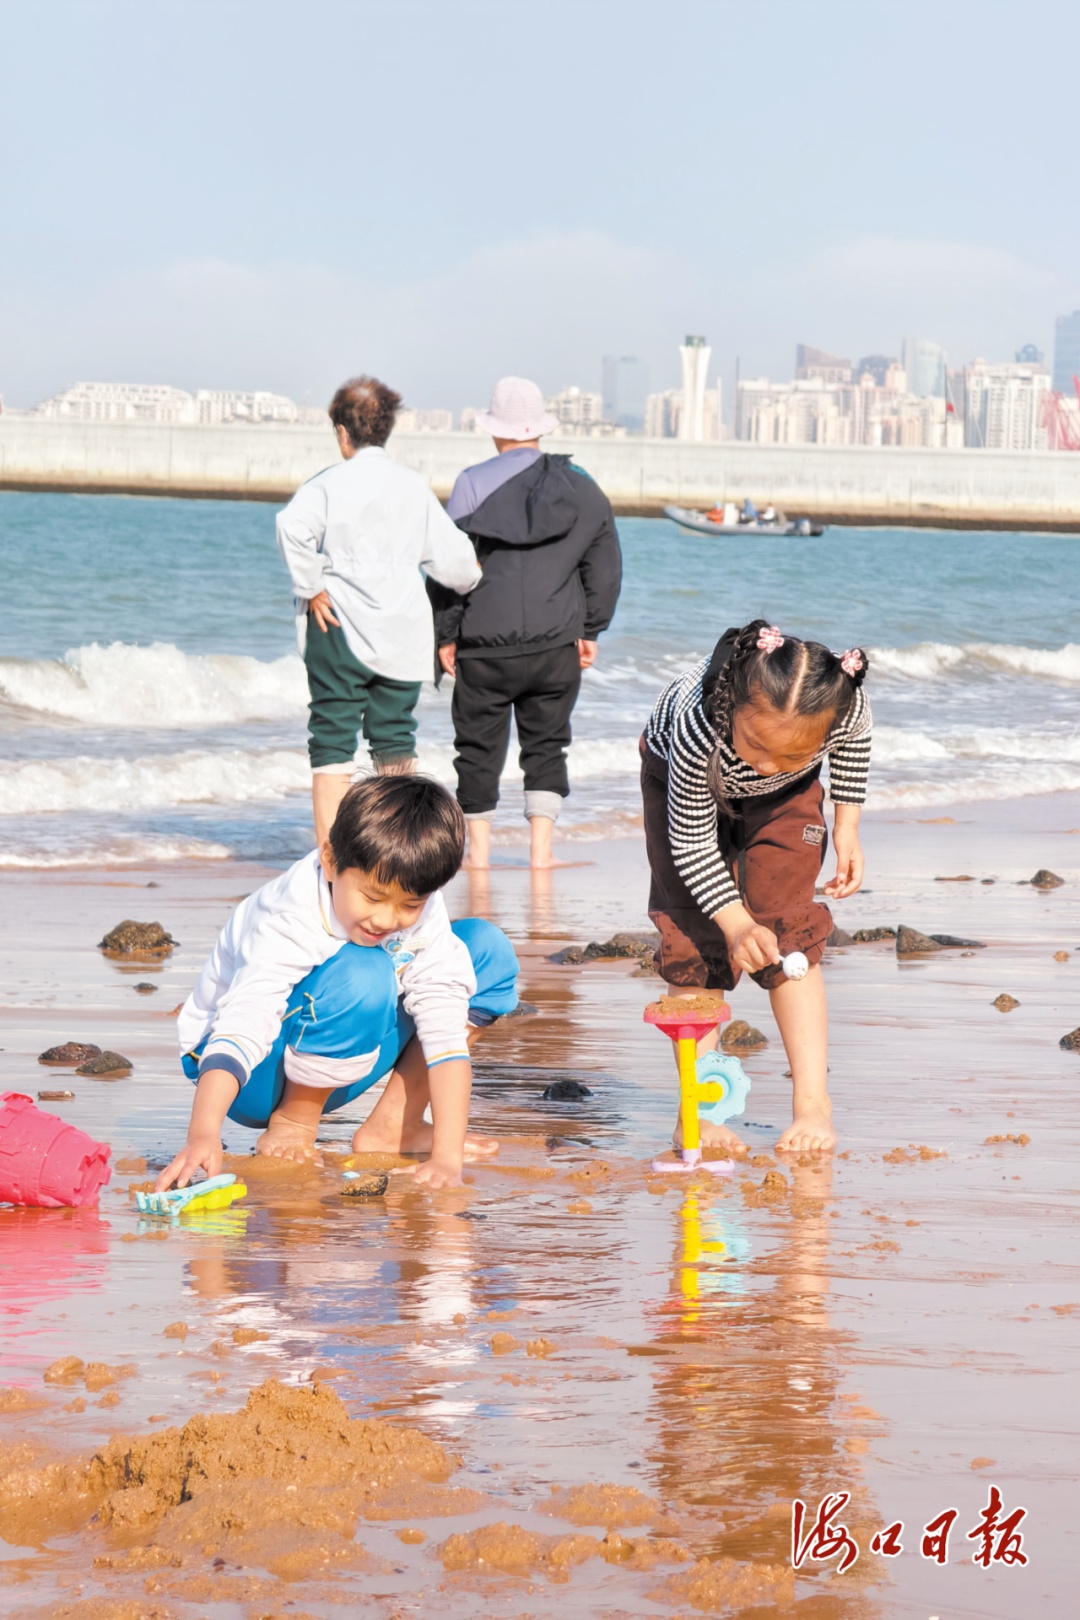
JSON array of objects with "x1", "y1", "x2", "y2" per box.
[{"x1": 2, "y1": 0, "x2": 1077, "y2": 409}]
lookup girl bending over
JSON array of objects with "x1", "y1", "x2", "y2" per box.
[{"x1": 641, "y1": 619, "x2": 871, "y2": 1154}]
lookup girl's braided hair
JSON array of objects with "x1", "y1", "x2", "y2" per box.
[{"x1": 706, "y1": 618, "x2": 869, "y2": 811}]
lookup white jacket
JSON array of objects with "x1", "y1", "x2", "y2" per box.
[
  {"x1": 178, "y1": 851, "x2": 475, "y2": 1090},
  {"x1": 276, "y1": 447, "x2": 481, "y2": 682}
]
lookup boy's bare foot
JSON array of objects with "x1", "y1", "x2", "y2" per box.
[
  {"x1": 776, "y1": 1111, "x2": 836, "y2": 1153},
  {"x1": 350, "y1": 1117, "x2": 499, "y2": 1160},
  {"x1": 256, "y1": 1110, "x2": 320, "y2": 1160},
  {"x1": 673, "y1": 1114, "x2": 748, "y2": 1156}
]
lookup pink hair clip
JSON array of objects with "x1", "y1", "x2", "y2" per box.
[
  {"x1": 840, "y1": 648, "x2": 863, "y2": 676},
  {"x1": 756, "y1": 626, "x2": 784, "y2": 654}
]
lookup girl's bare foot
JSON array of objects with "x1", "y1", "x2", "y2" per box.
[
  {"x1": 256, "y1": 1110, "x2": 320, "y2": 1160},
  {"x1": 776, "y1": 1110, "x2": 836, "y2": 1153},
  {"x1": 673, "y1": 1114, "x2": 747, "y2": 1156},
  {"x1": 351, "y1": 1117, "x2": 499, "y2": 1160}
]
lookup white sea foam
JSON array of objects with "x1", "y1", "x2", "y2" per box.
[
  {"x1": 0, "y1": 643, "x2": 308, "y2": 727},
  {"x1": 0, "y1": 835, "x2": 231, "y2": 869},
  {"x1": 871, "y1": 640, "x2": 1080, "y2": 682}
]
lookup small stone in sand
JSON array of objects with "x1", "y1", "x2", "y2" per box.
[
  {"x1": 935, "y1": 874, "x2": 975, "y2": 882},
  {"x1": 341, "y1": 1170, "x2": 390, "y2": 1198},
  {"x1": 542, "y1": 1078, "x2": 592, "y2": 1101},
  {"x1": 1059, "y1": 1028, "x2": 1080, "y2": 1052},
  {"x1": 490, "y1": 1332, "x2": 520, "y2": 1355},
  {"x1": 721, "y1": 1019, "x2": 768, "y2": 1051},
  {"x1": 37, "y1": 1089, "x2": 75, "y2": 1101},
  {"x1": 852, "y1": 927, "x2": 896, "y2": 943},
  {"x1": 133, "y1": 981, "x2": 158, "y2": 994},
  {"x1": 163, "y1": 1321, "x2": 189, "y2": 1339},
  {"x1": 99, "y1": 919, "x2": 177, "y2": 956},
  {"x1": 992, "y1": 994, "x2": 1020, "y2": 1012},
  {"x1": 38, "y1": 1041, "x2": 101, "y2": 1067},
  {"x1": 1030, "y1": 869, "x2": 1065, "y2": 889},
  {"x1": 1054, "y1": 950, "x2": 1070, "y2": 962},
  {"x1": 75, "y1": 1049, "x2": 133, "y2": 1078}
]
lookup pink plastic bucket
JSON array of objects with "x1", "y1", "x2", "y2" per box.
[{"x1": 0, "y1": 1093, "x2": 112, "y2": 1208}]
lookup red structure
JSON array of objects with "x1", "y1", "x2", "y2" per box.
[{"x1": 1042, "y1": 374, "x2": 1080, "y2": 450}]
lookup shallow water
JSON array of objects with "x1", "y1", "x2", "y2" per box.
[{"x1": 1, "y1": 802, "x2": 1078, "y2": 1613}]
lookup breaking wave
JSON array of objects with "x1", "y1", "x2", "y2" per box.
[{"x1": 870, "y1": 640, "x2": 1080, "y2": 683}]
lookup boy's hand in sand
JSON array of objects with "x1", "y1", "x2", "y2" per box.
[
  {"x1": 391, "y1": 1158, "x2": 464, "y2": 1191},
  {"x1": 155, "y1": 1133, "x2": 223, "y2": 1192},
  {"x1": 717, "y1": 902, "x2": 781, "y2": 975},
  {"x1": 824, "y1": 805, "x2": 864, "y2": 898},
  {"x1": 308, "y1": 590, "x2": 340, "y2": 634}
]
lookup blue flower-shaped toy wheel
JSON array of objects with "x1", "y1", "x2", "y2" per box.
[{"x1": 697, "y1": 1051, "x2": 752, "y2": 1125}]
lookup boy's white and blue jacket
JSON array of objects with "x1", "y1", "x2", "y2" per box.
[{"x1": 178, "y1": 850, "x2": 476, "y2": 1092}]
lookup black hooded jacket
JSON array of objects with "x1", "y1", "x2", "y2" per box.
[{"x1": 430, "y1": 453, "x2": 622, "y2": 658}]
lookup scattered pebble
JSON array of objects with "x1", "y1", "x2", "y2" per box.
[
  {"x1": 985, "y1": 1133, "x2": 1030, "y2": 1146},
  {"x1": 1054, "y1": 950, "x2": 1070, "y2": 962},
  {"x1": 490, "y1": 1332, "x2": 520, "y2": 1355},
  {"x1": 721, "y1": 1019, "x2": 768, "y2": 1051},
  {"x1": 38, "y1": 1041, "x2": 100, "y2": 1067},
  {"x1": 852, "y1": 927, "x2": 896, "y2": 943},
  {"x1": 935, "y1": 874, "x2": 975, "y2": 882},
  {"x1": 133, "y1": 981, "x2": 158, "y2": 994},
  {"x1": 548, "y1": 932, "x2": 658, "y2": 966},
  {"x1": 896, "y1": 926, "x2": 985, "y2": 955},
  {"x1": 340, "y1": 1171, "x2": 389, "y2": 1198},
  {"x1": 98, "y1": 919, "x2": 177, "y2": 958},
  {"x1": 825, "y1": 925, "x2": 855, "y2": 946},
  {"x1": 75, "y1": 1050, "x2": 133, "y2": 1078},
  {"x1": 1059, "y1": 1028, "x2": 1080, "y2": 1053},
  {"x1": 542, "y1": 1079, "x2": 592, "y2": 1101},
  {"x1": 37, "y1": 1089, "x2": 75, "y2": 1101},
  {"x1": 1030, "y1": 869, "x2": 1065, "y2": 889},
  {"x1": 992, "y1": 993, "x2": 1019, "y2": 1012},
  {"x1": 163, "y1": 1322, "x2": 189, "y2": 1339}
]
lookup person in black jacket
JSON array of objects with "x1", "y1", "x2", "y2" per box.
[{"x1": 434, "y1": 377, "x2": 622, "y2": 869}]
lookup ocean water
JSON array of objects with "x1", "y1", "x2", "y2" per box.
[{"x1": 2, "y1": 489, "x2": 1079, "y2": 867}]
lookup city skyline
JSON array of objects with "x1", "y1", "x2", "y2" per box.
[{"x1": 3, "y1": 1, "x2": 1080, "y2": 411}]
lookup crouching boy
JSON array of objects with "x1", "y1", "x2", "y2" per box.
[{"x1": 156, "y1": 776, "x2": 518, "y2": 1193}]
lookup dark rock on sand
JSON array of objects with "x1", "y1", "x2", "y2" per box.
[
  {"x1": 853, "y1": 927, "x2": 896, "y2": 943},
  {"x1": 548, "y1": 932, "x2": 658, "y2": 966},
  {"x1": 896, "y1": 926, "x2": 986, "y2": 955},
  {"x1": 75, "y1": 1050, "x2": 133, "y2": 1078},
  {"x1": 826, "y1": 925, "x2": 856, "y2": 947},
  {"x1": 1031, "y1": 869, "x2": 1065, "y2": 889},
  {"x1": 542, "y1": 1079, "x2": 593, "y2": 1101},
  {"x1": 721, "y1": 1020, "x2": 768, "y2": 1051},
  {"x1": 896, "y1": 926, "x2": 944, "y2": 955},
  {"x1": 1060, "y1": 1028, "x2": 1080, "y2": 1052},
  {"x1": 133, "y1": 982, "x2": 159, "y2": 995},
  {"x1": 340, "y1": 1171, "x2": 389, "y2": 1198},
  {"x1": 992, "y1": 993, "x2": 1019, "y2": 1012},
  {"x1": 38, "y1": 1041, "x2": 101, "y2": 1067},
  {"x1": 98, "y1": 920, "x2": 177, "y2": 958}
]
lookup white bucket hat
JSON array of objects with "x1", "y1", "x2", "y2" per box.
[{"x1": 476, "y1": 376, "x2": 558, "y2": 440}]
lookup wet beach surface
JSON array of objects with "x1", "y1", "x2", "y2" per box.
[{"x1": 1, "y1": 798, "x2": 1079, "y2": 1616}]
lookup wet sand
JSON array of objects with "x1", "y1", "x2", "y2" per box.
[{"x1": 1, "y1": 794, "x2": 1079, "y2": 1616}]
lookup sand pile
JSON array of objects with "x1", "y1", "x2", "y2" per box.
[{"x1": 0, "y1": 1378, "x2": 456, "y2": 1575}]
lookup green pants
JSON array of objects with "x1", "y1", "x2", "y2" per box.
[{"x1": 304, "y1": 619, "x2": 422, "y2": 769}]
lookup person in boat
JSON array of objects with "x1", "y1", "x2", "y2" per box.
[
  {"x1": 739, "y1": 499, "x2": 758, "y2": 524},
  {"x1": 705, "y1": 506, "x2": 726, "y2": 523},
  {"x1": 760, "y1": 504, "x2": 777, "y2": 524}
]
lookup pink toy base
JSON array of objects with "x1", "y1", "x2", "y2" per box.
[
  {"x1": 650, "y1": 1151, "x2": 734, "y2": 1176},
  {"x1": 0, "y1": 1092, "x2": 112, "y2": 1208}
]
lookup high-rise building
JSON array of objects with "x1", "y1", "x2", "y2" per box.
[
  {"x1": 601, "y1": 355, "x2": 648, "y2": 431},
  {"x1": 855, "y1": 355, "x2": 896, "y2": 388},
  {"x1": 1015, "y1": 343, "x2": 1044, "y2": 366},
  {"x1": 544, "y1": 386, "x2": 605, "y2": 433},
  {"x1": 1052, "y1": 312, "x2": 1080, "y2": 393},
  {"x1": 679, "y1": 335, "x2": 711, "y2": 441},
  {"x1": 963, "y1": 361, "x2": 1049, "y2": 451},
  {"x1": 796, "y1": 345, "x2": 852, "y2": 385},
  {"x1": 903, "y1": 338, "x2": 947, "y2": 399}
]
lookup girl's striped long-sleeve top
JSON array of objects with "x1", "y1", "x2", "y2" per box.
[{"x1": 645, "y1": 657, "x2": 872, "y2": 916}]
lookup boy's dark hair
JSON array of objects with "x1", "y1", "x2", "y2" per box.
[
  {"x1": 328, "y1": 376, "x2": 401, "y2": 448},
  {"x1": 707, "y1": 619, "x2": 870, "y2": 810},
  {"x1": 328, "y1": 776, "x2": 465, "y2": 895}
]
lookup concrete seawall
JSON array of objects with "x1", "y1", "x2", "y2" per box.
[{"x1": 2, "y1": 417, "x2": 1080, "y2": 529}]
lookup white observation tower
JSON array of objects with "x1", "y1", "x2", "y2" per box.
[{"x1": 679, "y1": 335, "x2": 712, "y2": 441}]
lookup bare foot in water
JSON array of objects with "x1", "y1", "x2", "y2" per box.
[
  {"x1": 256, "y1": 1110, "x2": 320, "y2": 1161},
  {"x1": 776, "y1": 1110, "x2": 836, "y2": 1153},
  {"x1": 673, "y1": 1114, "x2": 748, "y2": 1157},
  {"x1": 351, "y1": 1117, "x2": 500, "y2": 1160}
]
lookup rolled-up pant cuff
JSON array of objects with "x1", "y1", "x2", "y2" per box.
[
  {"x1": 524, "y1": 790, "x2": 564, "y2": 823},
  {"x1": 465, "y1": 809, "x2": 496, "y2": 822}
]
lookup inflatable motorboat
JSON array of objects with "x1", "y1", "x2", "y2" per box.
[{"x1": 664, "y1": 502, "x2": 825, "y2": 538}]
